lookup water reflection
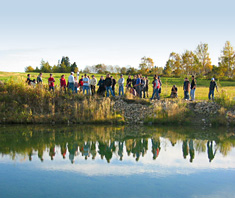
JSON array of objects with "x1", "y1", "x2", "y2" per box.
[{"x1": 0, "y1": 125, "x2": 234, "y2": 164}]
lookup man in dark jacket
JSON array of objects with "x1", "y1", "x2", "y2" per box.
[
  {"x1": 208, "y1": 78, "x2": 218, "y2": 100},
  {"x1": 105, "y1": 74, "x2": 115, "y2": 97},
  {"x1": 111, "y1": 76, "x2": 116, "y2": 96}
]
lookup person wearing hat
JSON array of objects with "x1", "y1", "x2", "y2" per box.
[
  {"x1": 90, "y1": 75, "x2": 97, "y2": 96},
  {"x1": 68, "y1": 72, "x2": 75, "y2": 93},
  {"x1": 118, "y1": 74, "x2": 125, "y2": 96},
  {"x1": 209, "y1": 78, "x2": 218, "y2": 100}
]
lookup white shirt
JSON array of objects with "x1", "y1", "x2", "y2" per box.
[
  {"x1": 118, "y1": 78, "x2": 125, "y2": 86},
  {"x1": 68, "y1": 75, "x2": 75, "y2": 83}
]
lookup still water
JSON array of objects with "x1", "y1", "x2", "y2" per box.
[{"x1": 0, "y1": 125, "x2": 235, "y2": 198}]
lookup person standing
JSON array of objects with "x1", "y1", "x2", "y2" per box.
[
  {"x1": 118, "y1": 74, "x2": 125, "y2": 96},
  {"x1": 126, "y1": 75, "x2": 132, "y2": 89},
  {"x1": 145, "y1": 76, "x2": 149, "y2": 98},
  {"x1": 190, "y1": 75, "x2": 196, "y2": 101},
  {"x1": 105, "y1": 74, "x2": 115, "y2": 97},
  {"x1": 74, "y1": 77, "x2": 79, "y2": 93},
  {"x1": 132, "y1": 75, "x2": 137, "y2": 89},
  {"x1": 150, "y1": 76, "x2": 159, "y2": 100},
  {"x1": 60, "y1": 75, "x2": 66, "y2": 93},
  {"x1": 37, "y1": 73, "x2": 43, "y2": 84},
  {"x1": 208, "y1": 78, "x2": 218, "y2": 100},
  {"x1": 79, "y1": 76, "x2": 84, "y2": 92},
  {"x1": 141, "y1": 76, "x2": 146, "y2": 98},
  {"x1": 183, "y1": 77, "x2": 190, "y2": 100},
  {"x1": 158, "y1": 76, "x2": 162, "y2": 97},
  {"x1": 111, "y1": 76, "x2": 116, "y2": 96},
  {"x1": 135, "y1": 74, "x2": 142, "y2": 98},
  {"x1": 90, "y1": 75, "x2": 97, "y2": 96},
  {"x1": 97, "y1": 76, "x2": 106, "y2": 96},
  {"x1": 26, "y1": 74, "x2": 32, "y2": 85},
  {"x1": 83, "y1": 74, "x2": 90, "y2": 95},
  {"x1": 68, "y1": 72, "x2": 75, "y2": 93},
  {"x1": 48, "y1": 73, "x2": 55, "y2": 92}
]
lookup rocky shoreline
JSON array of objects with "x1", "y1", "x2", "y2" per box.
[{"x1": 113, "y1": 98, "x2": 235, "y2": 126}]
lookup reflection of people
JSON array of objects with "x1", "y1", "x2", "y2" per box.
[
  {"x1": 68, "y1": 142, "x2": 78, "y2": 164},
  {"x1": 118, "y1": 141, "x2": 124, "y2": 161},
  {"x1": 182, "y1": 140, "x2": 189, "y2": 159},
  {"x1": 90, "y1": 142, "x2": 97, "y2": 160},
  {"x1": 28, "y1": 148, "x2": 33, "y2": 161},
  {"x1": 49, "y1": 145, "x2": 55, "y2": 160},
  {"x1": 189, "y1": 139, "x2": 194, "y2": 163},
  {"x1": 105, "y1": 141, "x2": 115, "y2": 163},
  {"x1": 38, "y1": 148, "x2": 44, "y2": 162},
  {"x1": 151, "y1": 138, "x2": 161, "y2": 160},
  {"x1": 83, "y1": 142, "x2": 91, "y2": 160},
  {"x1": 207, "y1": 141, "x2": 217, "y2": 162},
  {"x1": 61, "y1": 143, "x2": 67, "y2": 159}
]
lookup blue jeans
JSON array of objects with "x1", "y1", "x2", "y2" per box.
[
  {"x1": 184, "y1": 91, "x2": 189, "y2": 100},
  {"x1": 190, "y1": 89, "x2": 196, "y2": 100},
  {"x1": 68, "y1": 83, "x2": 74, "y2": 93},
  {"x1": 49, "y1": 86, "x2": 54, "y2": 92},
  {"x1": 119, "y1": 85, "x2": 124, "y2": 96},
  {"x1": 136, "y1": 85, "x2": 142, "y2": 98},
  {"x1": 106, "y1": 86, "x2": 115, "y2": 97},
  {"x1": 151, "y1": 88, "x2": 159, "y2": 100},
  {"x1": 83, "y1": 85, "x2": 89, "y2": 95},
  {"x1": 208, "y1": 90, "x2": 214, "y2": 100}
]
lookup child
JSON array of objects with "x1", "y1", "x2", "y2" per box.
[
  {"x1": 48, "y1": 73, "x2": 55, "y2": 92},
  {"x1": 60, "y1": 75, "x2": 66, "y2": 93}
]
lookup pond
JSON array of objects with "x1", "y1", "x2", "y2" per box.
[{"x1": 0, "y1": 125, "x2": 235, "y2": 198}]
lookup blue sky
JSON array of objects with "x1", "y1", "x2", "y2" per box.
[{"x1": 0, "y1": 0, "x2": 235, "y2": 72}]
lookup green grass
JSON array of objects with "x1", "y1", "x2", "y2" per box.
[{"x1": 0, "y1": 71, "x2": 235, "y2": 100}]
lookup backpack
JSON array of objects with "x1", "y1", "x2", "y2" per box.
[
  {"x1": 154, "y1": 80, "x2": 160, "y2": 89},
  {"x1": 157, "y1": 80, "x2": 160, "y2": 89}
]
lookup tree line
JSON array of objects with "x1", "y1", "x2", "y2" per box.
[
  {"x1": 25, "y1": 56, "x2": 78, "y2": 73},
  {"x1": 25, "y1": 41, "x2": 235, "y2": 79}
]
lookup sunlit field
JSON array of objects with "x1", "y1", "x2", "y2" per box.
[{"x1": 0, "y1": 71, "x2": 235, "y2": 100}]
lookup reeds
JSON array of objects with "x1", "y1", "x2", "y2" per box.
[{"x1": 0, "y1": 78, "x2": 123, "y2": 124}]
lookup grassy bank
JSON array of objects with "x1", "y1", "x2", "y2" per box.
[
  {"x1": 0, "y1": 78, "x2": 234, "y2": 125},
  {"x1": 0, "y1": 79, "x2": 124, "y2": 124},
  {"x1": 1, "y1": 71, "x2": 235, "y2": 100}
]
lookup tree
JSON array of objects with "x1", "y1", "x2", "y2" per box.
[
  {"x1": 218, "y1": 41, "x2": 235, "y2": 78},
  {"x1": 182, "y1": 50, "x2": 198, "y2": 76},
  {"x1": 61, "y1": 56, "x2": 71, "y2": 68},
  {"x1": 71, "y1": 62, "x2": 78, "y2": 73},
  {"x1": 163, "y1": 60, "x2": 173, "y2": 76},
  {"x1": 195, "y1": 43, "x2": 212, "y2": 76},
  {"x1": 120, "y1": 67, "x2": 127, "y2": 75},
  {"x1": 95, "y1": 64, "x2": 107, "y2": 74},
  {"x1": 83, "y1": 66, "x2": 91, "y2": 73},
  {"x1": 126, "y1": 67, "x2": 137, "y2": 75},
  {"x1": 168, "y1": 52, "x2": 183, "y2": 77},
  {"x1": 40, "y1": 60, "x2": 52, "y2": 73},
  {"x1": 25, "y1": 66, "x2": 34, "y2": 72},
  {"x1": 139, "y1": 57, "x2": 154, "y2": 75}
]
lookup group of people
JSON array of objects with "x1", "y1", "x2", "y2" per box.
[
  {"x1": 182, "y1": 75, "x2": 218, "y2": 101},
  {"x1": 26, "y1": 72, "x2": 218, "y2": 100}
]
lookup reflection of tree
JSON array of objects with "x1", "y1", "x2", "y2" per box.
[{"x1": 194, "y1": 140, "x2": 207, "y2": 153}]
